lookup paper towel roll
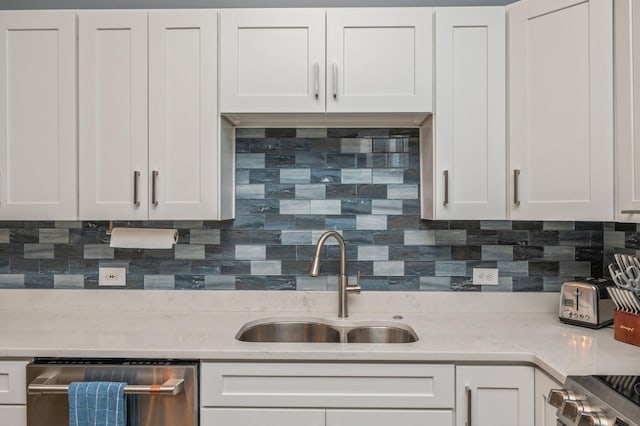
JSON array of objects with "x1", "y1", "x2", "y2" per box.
[{"x1": 109, "y1": 227, "x2": 179, "y2": 249}]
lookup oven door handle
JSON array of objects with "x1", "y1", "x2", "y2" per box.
[{"x1": 28, "y1": 377, "x2": 184, "y2": 396}]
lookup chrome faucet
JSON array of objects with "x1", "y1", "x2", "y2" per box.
[{"x1": 309, "y1": 231, "x2": 361, "y2": 318}]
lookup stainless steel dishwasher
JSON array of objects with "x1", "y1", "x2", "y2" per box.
[{"x1": 26, "y1": 358, "x2": 198, "y2": 426}]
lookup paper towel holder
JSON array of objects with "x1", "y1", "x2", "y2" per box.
[{"x1": 106, "y1": 221, "x2": 114, "y2": 236}]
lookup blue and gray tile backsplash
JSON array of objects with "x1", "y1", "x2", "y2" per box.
[{"x1": 0, "y1": 128, "x2": 634, "y2": 291}]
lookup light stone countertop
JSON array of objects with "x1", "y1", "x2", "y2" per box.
[{"x1": 1, "y1": 290, "x2": 639, "y2": 383}]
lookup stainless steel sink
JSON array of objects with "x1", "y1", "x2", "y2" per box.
[
  {"x1": 236, "y1": 320, "x2": 341, "y2": 343},
  {"x1": 236, "y1": 318, "x2": 418, "y2": 344},
  {"x1": 346, "y1": 326, "x2": 418, "y2": 343}
]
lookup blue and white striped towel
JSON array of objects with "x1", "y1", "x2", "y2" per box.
[{"x1": 68, "y1": 382, "x2": 127, "y2": 426}]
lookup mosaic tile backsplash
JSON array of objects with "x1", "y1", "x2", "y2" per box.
[{"x1": 0, "y1": 127, "x2": 631, "y2": 291}]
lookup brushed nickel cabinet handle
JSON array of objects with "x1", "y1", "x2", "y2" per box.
[
  {"x1": 152, "y1": 170, "x2": 159, "y2": 207},
  {"x1": 133, "y1": 171, "x2": 141, "y2": 207},
  {"x1": 443, "y1": 170, "x2": 449, "y2": 207},
  {"x1": 621, "y1": 210, "x2": 640, "y2": 214},
  {"x1": 466, "y1": 386, "x2": 472, "y2": 426},
  {"x1": 332, "y1": 63, "x2": 338, "y2": 99},
  {"x1": 313, "y1": 62, "x2": 319, "y2": 99},
  {"x1": 514, "y1": 169, "x2": 521, "y2": 206}
]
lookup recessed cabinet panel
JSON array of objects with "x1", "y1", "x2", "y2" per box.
[
  {"x1": 508, "y1": 0, "x2": 613, "y2": 220},
  {"x1": 79, "y1": 11, "x2": 148, "y2": 220},
  {"x1": 431, "y1": 7, "x2": 506, "y2": 220},
  {"x1": 327, "y1": 8, "x2": 433, "y2": 112},
  {"x1": 616, "y1": 0, "x2": 640, "y2": 221},
  {"x1": 148, "y1": 10, "x2": 218, "y2": 220},
  {"x1": 0, "y1": 12, "x2": 76, "y2": 219},
  {"x1": 220, "y1": 9, "x2": 326, "y2": 113},
  {"x1": 456, "y1": 366, "x2": 534, "y2": 426}
]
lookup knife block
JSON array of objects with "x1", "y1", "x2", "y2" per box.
[{"x1": 614, "y1": 310, "x2": 640, "y2": 347}]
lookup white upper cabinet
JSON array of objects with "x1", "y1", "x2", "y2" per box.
[
  {"x1": 79, "y1": 11, "x2": 149, "y2": 220},
  {"x1": 0, "y1": 11, "x2": 77, "y2": 220},
  {"x1": 428, "y1": 7, "x2": 506, "y2": 220},
  {"x1": 148, "y1": 10, "x2": 220, "y2": 220},
  {"x1": 326, "y1": 8, "x2": 433, "y2": 113},
  {"x1": 220, "y1": 8, "x2": 433, "y2": 114},
  {"x1": 507, "y1": 0, "x2": 614, "y2": 221},
  {"x1": 615, "y1": 0, "x2": 640, "y2": 222},
  {"x1": 80, "y1": 10, "x2": 227, "y2": 220},
  {"x1": 220, "y1": 9, "x2": 326, "y2": 113}
]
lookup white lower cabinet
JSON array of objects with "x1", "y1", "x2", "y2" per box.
[
  {"x1": 200, "y1": 362, "x2": 455, "y2": 426},
  {"x1": 201, "y1": 408, "x2": 325, "y2": 426},
  {"x1": 201, "y1": 363, "x2": 538, "y2": 426},
  {"x1": 455, "y1": 365, "x2": 534, "y2": 426},
  {"x1": 201, "y1": 408, "x2": 452, "y2": 426},
  {"x1": 326, "y1": 409, "x2": 454, "y2": 425},
  {"x1": 534, "y1": 369, "x2": 562, "y2": 426},
  {"x1": 0, "y1": 360, "x2": 29, "y2": 426},
  {"x1": 0, "y1": 406, "x2": 26, "y2": 426}
]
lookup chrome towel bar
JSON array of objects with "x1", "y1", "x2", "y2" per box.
[{"x1": 28, "y1": 378, "x2": 184, "y2": 396}]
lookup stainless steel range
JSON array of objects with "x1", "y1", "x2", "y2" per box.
[{"x1": 549, "y1": 375, "x2": 640, "y2": 425}]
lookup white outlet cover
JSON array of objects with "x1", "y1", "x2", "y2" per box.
[
  {"x1": 99, "y1": 267, "x2": 127, "y2": 287},
  {"x1": 472, "y1": 268, "x2": 499, "y2": 286}
]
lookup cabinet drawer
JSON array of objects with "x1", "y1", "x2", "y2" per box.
[
  {"x1": 201, "y1": 362, "x2": 454, "y2": 409},
  {"x1": 0, "y1": 361, "x2": 28, "y2": 405}
]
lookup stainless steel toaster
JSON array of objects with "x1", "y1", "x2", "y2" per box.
[{"x1": 559, "y1": 278, "x2": 614, "y2": 329}]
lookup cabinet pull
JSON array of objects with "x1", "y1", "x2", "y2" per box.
[
  {"x1": 443, "y1": 170, "x2": 449, "y2": 206},
  {"x1": 466, "y1": 386, "x2": 472, "y2": 426},
  {"x1": 133, "y1": 171, "x2": 141, "y2": 207},
  {"x1": 313, "y1": 62, "x2": 319, "y2": 99},
  {"x1": 332, "y1": 63, "x2": 338, "y2": 99},
  {"x1": 513, "y1": 169, "x2": 521, "y2": 206},
  {"x1": 152, "y1": 170, "x2": 159, "y2": 207},
  {"x1": 621, "y1": 210, "x2": 640, "y2": 214}
]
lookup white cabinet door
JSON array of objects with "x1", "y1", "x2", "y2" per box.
[
  {"x1": 201, "y1": 408, "x2": 324, "y2": 426},
  {"x1": 615, "y1": 0, "x2": 640, "y2": 222},
  {"x1": 0, "y1": 11, "x2": 77, "y2": 220},
  {"x1": 220, "y1": 9, "x2": 326, "y2": 113},
  {"x1": 508, "y1": 0, "x2": 613, "y2": 221},
  {"x1": 0, "y1": 406, "x2": 26, "y2": 426},
  {"x1": 327, "y1": 409, "x2": 453, "y2": 426},
  {"x1": 431, "y1": 7, "x2": 506, "y2": 220},
  {"x1": 148, "y1": 10, "x2": 219, "y2": 220},
  {"x1": 326, "y1": 8, "x2": 433, "y2": 113},
  {"x1": 456, "y1": 366, "x2": 534, "y2": 426},
  {"x1": 79, "y1": 11, "x2": 149, "y2": 220},
  {"x1": 534, "y1": 369, "x2": 561, "y2": 426}
]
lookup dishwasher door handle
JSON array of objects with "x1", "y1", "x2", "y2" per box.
[{"x1": 28, "y1": 377, "x2": 184, "y2": 396}]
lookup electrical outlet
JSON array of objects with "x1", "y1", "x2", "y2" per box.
[
  {"x1": 473, "y1": 268, "x2": 499, "y2": 286},
  {"x1": 99, "y1": 267, "x2": 126, "y2": 287}
]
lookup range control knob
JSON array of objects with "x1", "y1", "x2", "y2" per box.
[
  {"x1": 577, "y1": 412, "x2": 613, "y2": 426},
  {"x1": 548, "y1": 389, "x2": 577, "y2": 408},
  {"x1": 562, "y1": 400, "x2": 594, "y2": 422}
]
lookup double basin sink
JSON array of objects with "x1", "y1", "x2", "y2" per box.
[{"x1": 236, "y1": 317, "x2": 418, "y2": 344}]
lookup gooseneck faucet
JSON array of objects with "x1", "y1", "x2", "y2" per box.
[{"x1": 309, "y1": 231, "x2": 361, "y2": 318}]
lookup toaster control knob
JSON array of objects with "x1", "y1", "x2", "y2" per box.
[
  {"x1": 562, "y1": 400, "x2": 594, "y2": 422},
  {"x1": 563, "y1": 310, "x2": 573, "y2": 319},
  {"x1": 584, "y1": 315, "x2": 590, "y2": 321},
  {"x1": 548, "y1": 389, "x2": 577, "y2": 408},
  {"x1": 577, "y1": 412, "x2": 612, "y2": 426}
]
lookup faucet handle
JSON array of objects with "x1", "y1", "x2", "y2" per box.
[{"x1": 348, "y1": 271, "x2": 362, "y2": 294}]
